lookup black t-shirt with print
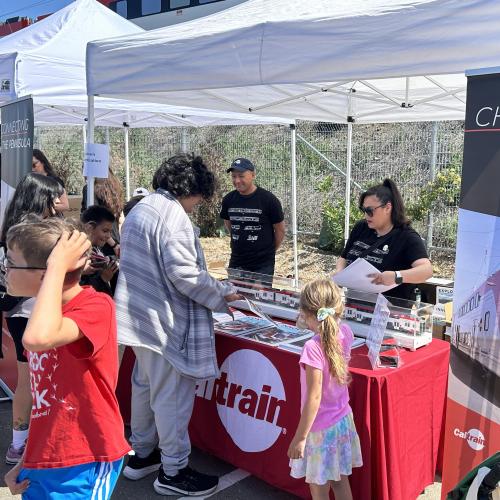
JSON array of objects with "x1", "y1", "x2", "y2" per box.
[
  {"x1": 341, "y1": 220, "x2": 429, "y2": 300},
  {"x1": 220, "y1": 187, "x2": 284, "y2": 270}
]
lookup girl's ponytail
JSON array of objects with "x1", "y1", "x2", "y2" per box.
[{"x1": 319, "y1": 316, "x2": 350, "y2": 385}]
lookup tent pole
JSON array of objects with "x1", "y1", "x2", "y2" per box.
[
  {"x1": 290, "y1": 124, "x2": 299, "y2": 285},
  {"x1": 124, "y1": 124, "x2": 130, "y2": 200},
  {"x1": 427, "y1": 122, "x2": 438, "y2": 250},
  {"x1": 344, "y1": 92, "x2": 354, "y2": 245},
  {"x1": 181, "y1": 127, "x2": 188, "y2": 153},
  {"x1": 86, "y1": 95, "x2": 95, "y2": 208}
]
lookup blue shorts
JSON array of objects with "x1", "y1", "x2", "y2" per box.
[{"x1": 18, "y1": 458, "x2": 124, "y2": 500}]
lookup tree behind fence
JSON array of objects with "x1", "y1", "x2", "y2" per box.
[{"x1": 34, "y1": 120, "x2": 464, "y2": 257}]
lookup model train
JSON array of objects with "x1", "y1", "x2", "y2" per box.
[
  {"x1": 452, "y1": 270, "x2": 500, "y2": 377},
  {"x1": 230, "y1": 277, "x2": 429, "y2": 337},
  {"x1": 232, "y1": 281, "x2": 301, "y2": 309},
  {"x1": 344, "y1": 299, "x2": 427, "y2": 336}
]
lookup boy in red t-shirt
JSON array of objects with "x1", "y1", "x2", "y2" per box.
[{"x1": 3, "y1": 218, "x2": 130, "y2": 499}]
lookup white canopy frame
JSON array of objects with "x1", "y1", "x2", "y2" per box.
[
  {"x1": 86, "y1": 97, "x2": 300, "y2": 283},
  {"x1": 85, "y1": 0, "x2": 500, "y2": 279}
]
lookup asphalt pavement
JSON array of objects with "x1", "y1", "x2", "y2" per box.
[{"x1": 0, "y1": 398, "x2": 440, "y2": 499}]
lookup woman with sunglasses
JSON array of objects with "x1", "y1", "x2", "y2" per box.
[
  {"x1": 0, "y1": 173, "x2": 63, "y2": 466},
  {"x1": 32, "y1": 149, "x2": 70, "y2": 213},
  {"x1": 336, "y1": 178, "x2": 432, "y2": 300}
]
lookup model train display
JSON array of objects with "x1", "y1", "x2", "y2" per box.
[
  {"x1": 451, "y1": 269, "x2": 499, "y2": 377},
  {"x1": 228, "y1": 275, "x2": 433, "y2": 345}
]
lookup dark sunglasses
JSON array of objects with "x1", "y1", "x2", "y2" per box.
[{"x1": 359, "y1": 204, "x2": 386, "y2": 217}]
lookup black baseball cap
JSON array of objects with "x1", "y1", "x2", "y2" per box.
[{"x1": 227, "y1": 158, "x2": 255, "y2": 173}]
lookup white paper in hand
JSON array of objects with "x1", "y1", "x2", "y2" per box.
[{"x1": 333, "y1": 258, "x2": 398, "y2": 293}]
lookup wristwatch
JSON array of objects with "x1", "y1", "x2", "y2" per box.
[{"x1": 394, "y1": 271, "x2": 403, "y2": 285}]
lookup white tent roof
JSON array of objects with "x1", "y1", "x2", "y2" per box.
[
  {"x1": 87, "y1": 0, "x2": 500, "y2": 123},
  {"x1": 0, "y1": 0, "x2": 290, "y2": 127}
]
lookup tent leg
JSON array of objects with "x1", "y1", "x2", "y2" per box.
[
  {"x1": 290, "y1": 124, "x2": 299, "y2": 285},
  {"x1": 426, "y1": 122, "x2": 438, "y2": 250},
  {"x1": 181, "y1": 127, "x2": 189, "y2": 153},
  {"x1": 86, "y1": 95, "x2": 95, "y2": 207},
  {"x1": 124, "y1": 125, "x2": 130, "y2": 200},
  {"x1": 344, "y1": 122, "x2": 353, "y2": 245}
]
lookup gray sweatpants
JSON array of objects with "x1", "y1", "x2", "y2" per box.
[{"x1": 130, "y1": 346, "x2": 196, "y2": 476}]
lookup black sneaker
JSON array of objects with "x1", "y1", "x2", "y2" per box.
[
  {"x1": 153, "y1": 465, "x2": 218, "y2": 496},
  {"x1": 122, "y1": 449, "x2": 161, "y2": 480}
]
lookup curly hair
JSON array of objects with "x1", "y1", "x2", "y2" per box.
[
  {"x1": 94, "y1": 169, "x2": 123, "y2": 218},
  {"x1": 152, "y1": 153, "x2": 215, "y2": 199}
]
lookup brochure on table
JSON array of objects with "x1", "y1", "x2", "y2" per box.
[
  {"x1": 213, "y1": 298, "x2": 313, "y2": 347},
  {"x1": 365, "y1": 294, "x2": 400, "y2": 369}
]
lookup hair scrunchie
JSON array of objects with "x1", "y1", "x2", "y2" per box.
[{"x1": 317, "y1": 307, "x2": 335, "y2": 322}]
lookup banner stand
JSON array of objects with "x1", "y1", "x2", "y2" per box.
[{"x1": 0, "y1": 95, "x2": 34, "y2": 402}]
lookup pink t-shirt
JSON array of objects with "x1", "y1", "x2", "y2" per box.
[{"x1": 299, "y1": 322, "x2": 353, "y2": 432}]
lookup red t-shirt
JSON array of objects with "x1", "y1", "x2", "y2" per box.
[{"x1": 23, "y1": 287, "x2": 131, "y2": 469}]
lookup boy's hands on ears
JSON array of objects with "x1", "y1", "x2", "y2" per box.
[{"x1": 47, "y1": 230, "x2": 91, "y2": 273}]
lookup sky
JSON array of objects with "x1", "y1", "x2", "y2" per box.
[{"x1": 0, "y1": 0, "x2": 74, "y2": 20}]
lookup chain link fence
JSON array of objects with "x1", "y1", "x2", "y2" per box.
[{"x1": 34, "y1": 120, "x2": 464, "y2": 259}]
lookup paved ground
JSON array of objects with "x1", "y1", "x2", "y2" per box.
[{"x1": 0, "y1": 399, "x2": 441, "y2": 499}]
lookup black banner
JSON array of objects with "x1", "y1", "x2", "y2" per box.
[
  {"x1": 1, "y1": 96, "x2": 34, "y2": 189},
  {"x1": 461, "y1": 74, "x2": 500, "y2": 217}
]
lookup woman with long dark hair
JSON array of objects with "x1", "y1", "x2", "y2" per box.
[
  {"x1": 1, "y1": 173, "x2": 63, "y2": 465},
  {"x1": 32, "y1": 149, "x2": 69, "y2": 212},
  {"x1": 336, "y1": 178, "x2": 432, "y2": 300}
]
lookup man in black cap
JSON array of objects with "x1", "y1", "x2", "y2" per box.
[{"x1": 220, "y1": 158, "x2": 285, "y2": 282}]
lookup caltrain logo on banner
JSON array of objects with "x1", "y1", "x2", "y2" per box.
[
  {"x1": 441, "y1": 70, "x2": 500, "y2": 498},
  {"x1": 195, "y1": 349, "x2": 286, "y2": 452}
]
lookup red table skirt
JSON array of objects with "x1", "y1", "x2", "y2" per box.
[{"x1": 117, "y1": 336, "x2": 449, "y2": 500}]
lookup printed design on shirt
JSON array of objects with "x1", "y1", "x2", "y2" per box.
[
  {"x1": 230, "y1": 216, "x2": 260, "y2": 222},
  {"x1": 28, "y1": 349, "x2": 76, "y2": 420},
  {"x1": 347, "y1": 239, "x2": 389, "y2": 265},
  {"x1": 229, "y1": 207, "x2": 264, "y2": 243},
  {"x1": 228, "y1": 208, "x2": 262, "y2": 215}
]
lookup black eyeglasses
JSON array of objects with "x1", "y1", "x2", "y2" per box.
[
  {"x1": 1, "y1": 257, "x2": 46, "y2": 272},
  {"x1": 359, "y1": 204, "x2": 386, "y2": 217}
]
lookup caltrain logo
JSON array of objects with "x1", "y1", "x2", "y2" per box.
[
  {"x1": 195, "y1": 349, "x2": 286, "y2": 452},
  {"x1": 454, "y1": 428, "x2": 486, "y2": 451}
]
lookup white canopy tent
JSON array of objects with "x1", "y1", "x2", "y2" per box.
[
  {"x1": 0, "y1": 0, "x2": 292, "y2": 128},
  {"x1": 86, "y1": 0, "x2": 500, "y2": 270},
  {"x1": 83, "y1": 0, "x2": 500, "y2": 123},
  {"x1": 0, "y1": 0, "x2": 296, "y2": 274}
]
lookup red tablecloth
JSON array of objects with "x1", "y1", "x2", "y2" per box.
[{"x1": 117, "y1": 336, "x2": 449, "y2": 500}]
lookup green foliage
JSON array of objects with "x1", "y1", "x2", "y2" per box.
[
  {"x1": 407, "y1": 161, "x2": 462, "y2": 222},
  {"x1": 318, "y1": 196, "x2": 362, "y2": 254},
  {"x1": 190, "y1": 141, "x2": 233, "y2": 237}
]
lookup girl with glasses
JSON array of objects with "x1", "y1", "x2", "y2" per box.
[{"x1": 335, "y1": 178, "x2": 433, "y2": 301}]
